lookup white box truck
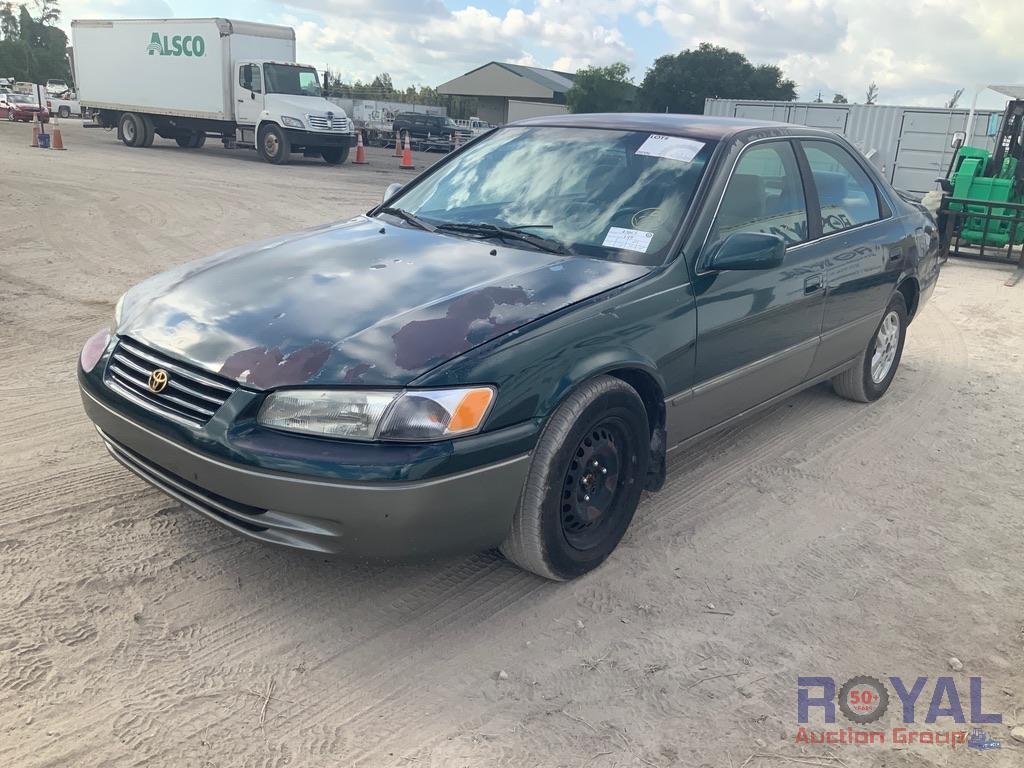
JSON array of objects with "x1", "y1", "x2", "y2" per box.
[{"x1": 71, "y1": 18, "x2": 355, "y2": 165}]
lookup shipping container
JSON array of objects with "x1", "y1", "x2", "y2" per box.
[{"x1": 704, "y1": 99, "x2": 1004, "y2": 194}]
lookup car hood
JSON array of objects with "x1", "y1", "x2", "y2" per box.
[{"x1": 118, "y1": 217, "x2": 650, "y2": 388}]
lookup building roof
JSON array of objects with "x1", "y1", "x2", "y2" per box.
[
  {"x1": 509, "y1": 112, "x2": 833, "y2": 141},
  {"x1": 438, "y1": 61, "x2": 576, "y2": 99}
]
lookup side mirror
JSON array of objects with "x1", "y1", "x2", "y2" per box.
[
  {"x1": 951, "y1": 130, "x2": 966, "y2": 149},
  {"x1": 382, "y1": 183, "x2": 403, "y2": 203},
  {"x1": 707, "y1": 232, "x2": 786, "y2": 271}
]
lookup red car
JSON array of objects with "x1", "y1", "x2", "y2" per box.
[{"x1": 0, "y1": 93, "x2": 50, "y2": 123}]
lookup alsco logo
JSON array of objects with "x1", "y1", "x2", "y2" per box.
[{"x1": 147, "y1": 32, "x2": 206, "y2": 57}]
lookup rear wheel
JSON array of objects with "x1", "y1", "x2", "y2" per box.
[
  {"x1": 321, "y1": 146, "x2": 350, "y2": 165},
  {"x1": 500, "y1": 376, "x2": 650, "y2": 580},
  {"x1": 258, "y1": 123, "x2": 290, "y2": 164},
  {"x1": 139, "y1": 115, "x2": 155, "y2": 147},
  {"x1": 119, "y1": 112, "x2": 143, "y2": 147},
  {"x1": 832, "y1": 293, "x2": 908, "y2": 402}
]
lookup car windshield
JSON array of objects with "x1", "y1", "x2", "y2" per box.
[
  {"x1": 263, "y1": 64, "x2": 322, "y2": 97},
  {"x1": 388, "y1": 126, "x2": 716, "y2": 265}
]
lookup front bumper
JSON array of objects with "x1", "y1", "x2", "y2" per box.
[
  {"x1": 80, "y1": 365, "x2": 533, "y2": 560},
  {"x1": 283, "y1": 128, "x2": 355, "y2": 150}
]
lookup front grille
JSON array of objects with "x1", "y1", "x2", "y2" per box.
[
  {"x1": 104, "y1": 338, "x2": 235, "y2": 427},
  {"x1": 306, "y1": 114, "x2": 351, "y2": 132}
]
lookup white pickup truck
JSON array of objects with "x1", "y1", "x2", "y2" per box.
[
  {"x1": 71, "y1": 18, "x2": 355, "y2": 165},
  {"x1": 46, "y1": 92, "x2": 81, "y2": 119}
]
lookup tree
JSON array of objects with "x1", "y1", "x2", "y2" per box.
[
  {"x1": 865, "y1": 81, "x2": 879, "y2": 105},
  {"x1": 832, "y1": 93, "x2": 848, "y2": 104},
  {"x1": 812, "y1": 91, "x2": 823, "y2": 103},
  {"x1": 565, "y1": 62, "x2": 634, "y2": 114},
  {"x1": 945, "y1": 87, "x2": 964, "y2": 109},
  {"x1": 639, "y1": 43, "x2": 796, "y2": 115},
  {"x1": 0, "y1": 3, "x2": 18, "y2": 39},
  {"x1": 0, "y1": 1, "x2": 71, "y2": 84}
]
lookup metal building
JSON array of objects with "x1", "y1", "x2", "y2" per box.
[
  {"x1": 438, "y1": 62, "x2": 575, "y2": 126},
  {"x1": 704, "y1": 98, "x2": 1005, "y2": 194}
]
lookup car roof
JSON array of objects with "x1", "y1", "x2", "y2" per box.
[{"x1": 508, "y1": 113, "x2": 838, "y2": 142}]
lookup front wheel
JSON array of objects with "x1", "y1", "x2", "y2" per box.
[
  {"x1": 500, "y1": 376, "x2": 650, "y2": 581},
  {"x1": 832, "y1": 293, "x2": 908, "y2": 402},
  {"x1": 58, "y1": 106, "x2": 70, "y2": 119},
  {"x1": 258, "y1": 123, "x2": 290, "y2": 164},
  {"x1": 321, "y1": 145, "x2": 350, "y2": 165}
]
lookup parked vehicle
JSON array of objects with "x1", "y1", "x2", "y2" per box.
[
  {"x1": 78, "y1": 114, "x2": 940, "y2": 580},
  {"x1": 46, "y1": 93, "x2": 80, "y2": 119},
  {"x1": 71, "y1": 17, "x2": 355, "y2": 165},
  {"x1": 46, "y1": 79, "x2": 70, "y2": 95},
  {"x1": 392, "y1": 111, "x2": 464, "y2": 145},
  {"x1": 1, "y1": 93, "x2": 49, "y2": 123},
  {"x1": 455, "y1": 116, "x2": 493, "y2": 136}
]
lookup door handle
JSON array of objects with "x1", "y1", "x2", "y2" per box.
[
  {"x1": 804, "y1": 274, "x2": 823, "y2": 294},
  {"x1": 237, "y1": 98, "x2": 244, "y2": 103},
  {"x1": 888, "y1": 248, "x2": 903, "y2": 261}
]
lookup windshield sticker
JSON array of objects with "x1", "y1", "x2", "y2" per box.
[
  {"x1": 635, "y1": 134, "x2": 705, "y2": 163},
  {"x1": 603, "y1": 227, "x2": 654, "y2": 253}
]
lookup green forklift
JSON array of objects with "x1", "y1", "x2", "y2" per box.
[{"x1": 939, "y1": 88, "x2": 1024, "y2": 283}]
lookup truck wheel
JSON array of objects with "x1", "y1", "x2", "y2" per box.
[
  {"x1": 119, "y1": 112, "x2": 143, "y2": 147},
  {"x1": 58, "y1": 106, "x2": 70, "y2": 119},
  {"x1": 175, "y1": 132, "x2": 206, "y2": 149},
  {"x1": 321, "y1": 146, "x2": 349, "y2": 165},
  {"x1": 500, "y1": 375, "x2": 650, "y2": 581},
  {"x1": 832, "y1": 293, "x2": 908, "y2": 403},
  {"x1": 139, "y1": 115, "x2": 155, "y2": 147},
  {"x1": 258, "y1": 124, "x2": 290, "y2": 164}
]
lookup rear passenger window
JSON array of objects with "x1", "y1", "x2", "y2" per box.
[
  {"x1": 709, "y1": 141, "x2": 809, "y2": 246},
  {"x1": 801, "y1": 140, "x2": 883, "y2": 234}
]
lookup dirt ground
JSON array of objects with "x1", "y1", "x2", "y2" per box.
[{"x1": 1, "y1": 120, "x2": 1023, "y2": 768}]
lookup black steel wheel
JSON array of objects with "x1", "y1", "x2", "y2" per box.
[
  {"x1": 560, "y1": 418, "x2": 632, "y2": 550},
  {"x1": 501, "y1": 375, "x2": 650, "y2": 580}
]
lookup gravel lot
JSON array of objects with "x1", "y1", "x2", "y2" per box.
[{"x1": 2, "y1": 120, "x2": 1023, "y2": 767}]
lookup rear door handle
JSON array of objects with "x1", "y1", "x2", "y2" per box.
[{"x1": 804, "y1": 274, "x2": 823, "y2": 294}]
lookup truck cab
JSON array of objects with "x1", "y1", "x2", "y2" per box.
[{"x1": 234, "y1": 61, "x2": 353, "y2": 164}]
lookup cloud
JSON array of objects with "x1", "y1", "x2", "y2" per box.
[{"x1": 57, "y1": 0, "x2": 1021, "y2": 108}]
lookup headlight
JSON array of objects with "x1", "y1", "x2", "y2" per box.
[
  {"x1": 113, "y1": 293, "x2": 125, "y2": 330},
  {"x1": 280, "y1": 115, "x2": 304, "y2": 129},
  {"x1": 257, "y1": 386, "x2": 495, "y2": 441}
]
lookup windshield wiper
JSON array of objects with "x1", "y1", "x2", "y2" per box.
[
  {"x1": 379, "y1": 206, "x2": 436, "y2": 232},
  {"x1": 434, "y1": 222, "x2": 569, "y2": 254}
]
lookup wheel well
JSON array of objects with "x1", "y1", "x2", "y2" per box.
[
  {"x1": 897, "y1": 278, "x2": 920, "y2": 322},
  {"x1": 607, "y1": 368, "x2": 667, "y2": 492},
  {"x1": 607, "y1": 368, "x2": 663, "y2": 436}
]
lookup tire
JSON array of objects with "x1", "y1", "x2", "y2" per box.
[
  {"x1": 832, "y1": 293, "x2": 908, "y2": 403},
  {"x1": 119, "y1": 112, "x2": 143, "y2": 147},
  {"x1": 500, "y1": 376, "x2": 650, "y2": 581},
  {"x1": 321, "y1": 145, "x2": 350, "y2": 165},
  {"x1": 138, "y1": 114, "x2": 155, "y2": 147},
  {"x1": 58, "y1": 106, "x2": 70, "y2": 119},
  {"x1": 258, "y1": 123, "x2": 290, "y2": 164},
  {"x1": 175, "y1": 132, "x2": 206, "y2": 149}
]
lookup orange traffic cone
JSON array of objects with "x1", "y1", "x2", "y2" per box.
[
  {"x1": 400, "y1": 133, "x2": 415, "y2": 170},
  {"x1": 352, "y1": 131, "x2": 368, "y2": 164},
  {"x1": 392, "y1": 131, "x2": 402, "y2": 157},
  {"x1": 50, "y1": 117, "x2": 65, "y2": 150},
  {"x1": 30, "y1": 115, "x2": 39, "y2": 148}
]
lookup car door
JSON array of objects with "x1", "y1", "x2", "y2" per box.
[
  {"x1": 684, "y1": 139, "x2": 827, "y2": 437},
  {"x1": 234, "y1": 63, "x2": 264, "y2": 127},
  {"x1": 796, "y1": 138, "x2": 902, "y2": 376}
]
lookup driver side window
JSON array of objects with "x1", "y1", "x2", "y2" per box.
[
  {"x1": 239, "y1": 64, "x2": 262, "y2": 94},
  {"x1": 709, "y1": 141, "x2": 808, "y2": 248}
]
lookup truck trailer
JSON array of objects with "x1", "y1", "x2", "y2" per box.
[{"x1": 71, "y1": 18, "x2": 355, "y2": 165}]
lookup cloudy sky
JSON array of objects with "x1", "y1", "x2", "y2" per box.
[{"x1": 58, "y1": 0, "x2": 1019, "y2": 108}]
